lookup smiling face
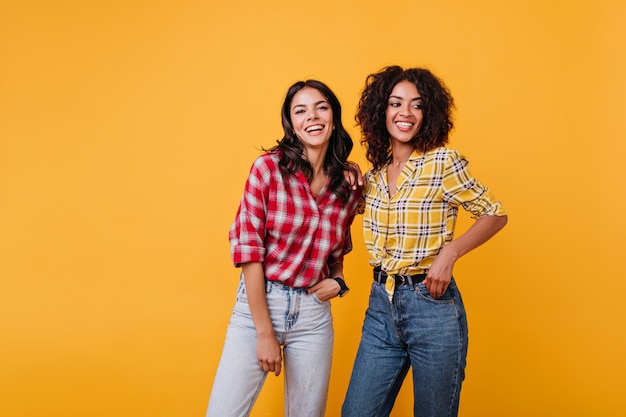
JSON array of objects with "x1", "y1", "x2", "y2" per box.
[
  {"x1": 290, "y1": 87, "x2": 334, "y2": 151},
  {"x1": 385, "y1": 80, "x2": 423, "y2": 144}
]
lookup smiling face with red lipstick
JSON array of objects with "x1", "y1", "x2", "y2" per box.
[{"x1": 385, "y1": 80, "x2": 423, "y2": 146}]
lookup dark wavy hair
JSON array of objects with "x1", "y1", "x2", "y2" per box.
[
  {"x1": 266, "y1": 79, "x2": 357, "y2": 202},
  {"x1": 356, "y1": 66, "x2": 455, "y2": 171}
]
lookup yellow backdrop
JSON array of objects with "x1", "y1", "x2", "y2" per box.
[{"x1": 1, "y1": 1, "x2": 625, "y2": 416}]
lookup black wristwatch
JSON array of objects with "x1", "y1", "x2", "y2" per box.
[{"x1": 333, "y1": 277, "x2": 350, "y2": 298}]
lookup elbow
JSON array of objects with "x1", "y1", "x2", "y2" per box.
[
  {"x1": 496, "y1": 214, "x2": 508, "y2": 231},
  {"x1": 480, "y1": 213, "x2": 508, "y2": 233}
]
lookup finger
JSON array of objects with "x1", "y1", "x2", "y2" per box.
[
  {"x1": 434, "y1": 282, "x2": 443, "y2": 298},
  {"x1": 265, "y1": 362, "x2": 278, "y2": 374},
  {"x1": 441, "y1": 283, "x2": 449, "y2": 297},
  {"x1": 428, "y1": 281, "x2": 440, "y2": 298},
  {"x1": 307, "y1": 282, "x2": 322, "y2": 294},
  {"x1": 424, "y1": 277, "x2": 434, "y2": 294},
  {"x1": 437, "y1": 283, "x2": 446, "y2": 299}
]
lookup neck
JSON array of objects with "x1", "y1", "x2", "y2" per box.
[
  {"x1": 391, "y1": 141, "x2": 415, "y2": 166},
  {"x1": 392, "y1": 157, "x2": 409, "y2": 167},
  {"x1": 391, "y1": 147, "x2": 414, "y2": 167},
  {"x1": 303, "y1": 146, "x2": 327, "y2": 174}
]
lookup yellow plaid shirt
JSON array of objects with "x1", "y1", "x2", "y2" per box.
[{"x1": 363, "y1": 147, "x2": 506, "y2": 276}]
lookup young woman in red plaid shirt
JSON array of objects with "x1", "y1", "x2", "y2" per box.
[{"x1": 206, "y1": 80, "x2": 362, "y2": 417}]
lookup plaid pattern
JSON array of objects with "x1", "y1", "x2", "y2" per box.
[
  {"x1": 363, "y1": 147, "x2": 506, "y2": 277},
  {"x1": 230, "y1": 151, "x2": 362, "y2": 288}
]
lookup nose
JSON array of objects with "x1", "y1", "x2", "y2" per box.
[
  {"x1": 307, "y1": 108, "x2": 319, "y2": 120},
  {"x1": 399, "y1": 103, "x2": 411, "y2": 116}
]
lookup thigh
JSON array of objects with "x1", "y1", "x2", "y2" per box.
[
  {"x1": 206, "y1": 290, "x2": 268, "y2": 417},
  {"x1": 402, "y1": 280, "x2": 468, "y2": 417},
  {"x1": 342, "y1": 283, "x2": 410, "y2": 417},
  {"x1": 282, "y1": 292, "x2": 334, "y2": 417}
]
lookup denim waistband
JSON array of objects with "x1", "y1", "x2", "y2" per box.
[
  {"x1": 373, "y1": 267, "x2": 427, "y2": 286},
  {"x1": 265, "y1": 279, "x2": 309, "y2": 293}
]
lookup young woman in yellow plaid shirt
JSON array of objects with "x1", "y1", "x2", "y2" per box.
[{"x1": 343, "y1": 66, "x2": 508, "y2": 417}]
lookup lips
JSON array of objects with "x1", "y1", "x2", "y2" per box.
[
  {"x1": 305, "y1": 124, "x2": 325, "y2": 133},
  {"x1": 395, "y1": 121, "x2": 414, "y2": 132}
]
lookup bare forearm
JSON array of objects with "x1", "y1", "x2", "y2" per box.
[
  {"x1": 329, "y1": 262, "x2": 343, "y2": 279},
  {"x1": 241, "y1": 262, "x2": 274, "y2": 337},
  {"x1": 425, "y1": 214, "x2": 507, "y2": 298},
  {"x1": 241, "y1": 262, "x2": 282, "y2": 376},
  {"x1": 445, "y1": 215, "x2": 508, "y2": 260}
]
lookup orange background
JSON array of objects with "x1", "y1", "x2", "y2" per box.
[{"x1": 1, "y1": 1, "x2": 625, "y2": 416}]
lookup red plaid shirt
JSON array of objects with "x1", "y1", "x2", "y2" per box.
[{"x1": 230, "y1": 151, "x2": 362, "y2": 288}]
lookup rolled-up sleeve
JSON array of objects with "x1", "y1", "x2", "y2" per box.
[
  {"x1": 442, "y1": 149, "x2": 506, "y2": 219},
  {"x1": 229, "y1": 158, "x2": 270, "y2": 266}
]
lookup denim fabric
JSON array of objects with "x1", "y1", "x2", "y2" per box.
[
  {"x1": 207, "y1": 276, "x2": 334, "y2": 417},
  {"x1": 342, "y1": 278, "x2": 468, "y2": 417}
]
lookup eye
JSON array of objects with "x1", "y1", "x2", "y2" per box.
[
  {"x1": 294, "y1": 108, "x2": 306, "y2": 115},
  {"x1": 317, "y1": 105, "x2": 329, "y2": 111},
  {"x1": 389, "y1": 101, "x2": 401, "y2": 107},
  {"x1": 412, "y1": 103, "x2": 423, "y2": 109}
]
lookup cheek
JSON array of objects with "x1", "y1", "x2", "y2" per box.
[
  {"x1": 414, "y1": 113, "x2": 424, "y2": 129},
  {"x1": 291, "y1": 117, "x2": 303, "y2": 130}
]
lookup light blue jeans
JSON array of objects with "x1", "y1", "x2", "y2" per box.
[
  {"x1": 342, "y1": 278, "x2": 468, "y2": 417},
  {"x1": 206, "y1": 276, "x2": 334, "y2": 417}
]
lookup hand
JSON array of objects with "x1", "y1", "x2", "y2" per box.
[
  {"x1": 256, "y1": 333, "x2": 282, "y2": 376},
  {"x1": 307, "y1": 278, "x2": 341, "y2": 302},
  {"x1": 423, "y1": 246, "x2": 456, "y2": 299},
  {"x1": 423, "y1": 215, "x2": 507, "y2": 298},
  {"x1": 344, "y1": 161, "x2": 363, "y2": 190}
]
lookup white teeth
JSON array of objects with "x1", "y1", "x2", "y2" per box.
[
  {"x1": 396, "y1": 122, "x2": 413, "y2": 128},
  {"x1": 305, "y1": 125, "x2": 324, "y2": 132}
]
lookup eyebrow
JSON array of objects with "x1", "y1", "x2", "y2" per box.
[
  {"x1": 292, "y1": 100, "x2": 329, "y2": 109},
  {"x1": 389, "y1": 95, "x2": 422, "y2": 101}
]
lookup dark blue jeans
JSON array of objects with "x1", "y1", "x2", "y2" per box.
[{"x1": 342, "y1": 278, "x2": 468, "y2": 417}]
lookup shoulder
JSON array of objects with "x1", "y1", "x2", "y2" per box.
[
  {"x1": 363, "y1": 168, "x2": 378, "y2": 191},
  {"x1": 364, "y1": 166, "x2": 383, "y2": 182},
  {"x1": 243, "y1": 152, "x2": 282, "y2": 190},
  {"x1": 425, "y1": 147, "x2": 468, "y2": 166},
  {"x1": 427, "y1": 146, "x2": 461, "y2": 158},
  {"x1": 250, "y1": 151, "x2": 280, "y2": 173}
]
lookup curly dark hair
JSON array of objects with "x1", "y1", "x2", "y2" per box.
[
  {"x1": 356, "y1": 66, "x2": 455, "y2": 171},
  {"x1": 265, "y1": 79, "x2": 357, "y2": 202}
]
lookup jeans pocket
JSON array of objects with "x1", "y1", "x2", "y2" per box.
[
  {"x1": 311, "y1": 292, "x2": 324, "y2": 305},
  {"x1": 415, "y1": 282, "x2": 455, "y2": 305}
]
